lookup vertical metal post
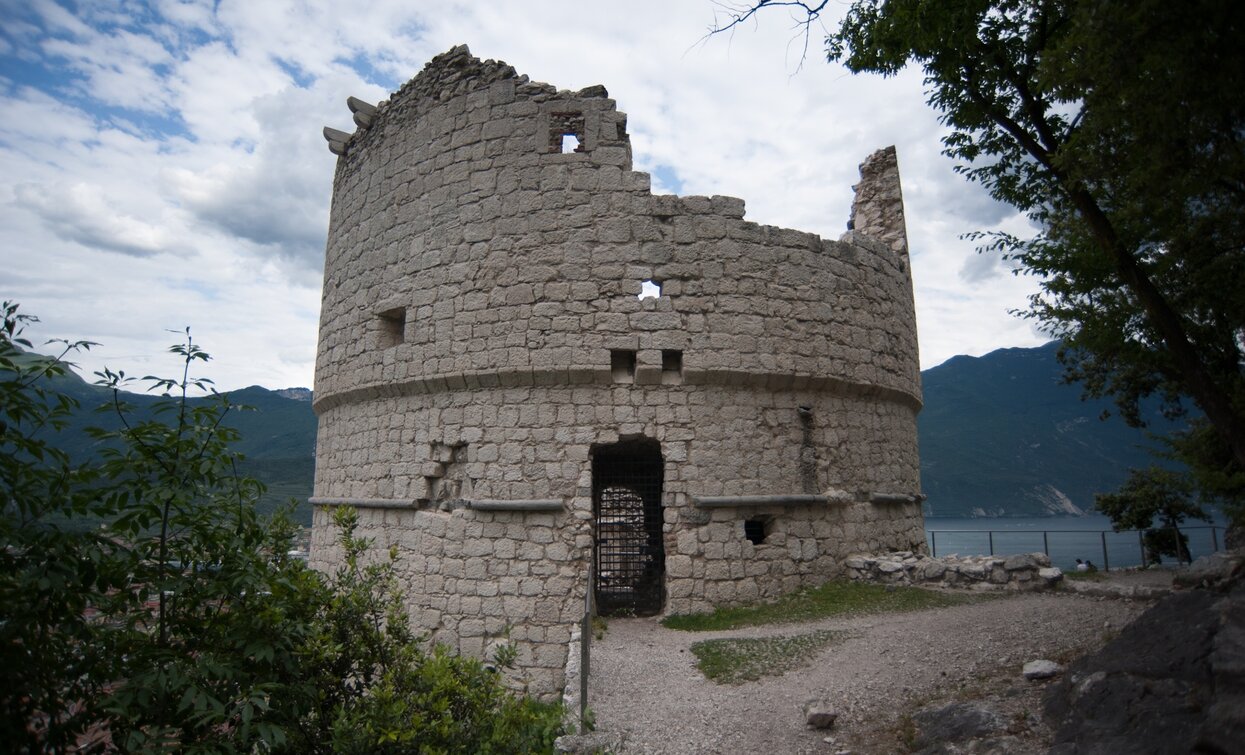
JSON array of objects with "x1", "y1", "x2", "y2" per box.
[
  {"x1": 580, "y1": 570, "x2": 591, "y2": 733},
  {"x1": 1212, "y1": 526, "x2": 1220, "y2": 553},
  {"x1": 1101, "y1": 531, "x2": 1110, "y2": 571},
  {"x1": 931, "y1": 531, "x2": 937, "y2": 558},
  {"x1": 1138, "y1": 529, "x2": 1146, "y2": 567},
  {"x1": 1042, "y1": 531, "x2": 1049, "y2": 557},
  {"x1": 988, "y1": 530, "x2": 994, "y2": 556}
]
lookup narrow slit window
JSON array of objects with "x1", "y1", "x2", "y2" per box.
[
  {"x1": 377, "y1": 307, "x2": 406, "y2": 348},
  {"x1": 639, "y1": 279, "x2": 662, "y2": 300},
  {"x1": 661, "y1": 350, "x2": 683, "y2": 384},
  {"x1": 610, "y1": 349, "x2": 636, "y2": 383}
]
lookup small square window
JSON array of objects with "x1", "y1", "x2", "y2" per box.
[
  {"x1": 610, "y1": 349, "x2": 636, "y2": 383},
  {"x1": 639, "y1": 279, "x2": 662, "y2": 300},
  {"x1": 549, "y1": 112, "x2": 585, "y2": 154},
  {"x1": 377, "y1": 307, "x2": 406, "y2": 348},
  {"x1": 661, "y1": 350, "x2": 682, "y2": 374},
  {"x1": 744, "y1": 518, "x2": 770, "y2": 545}
]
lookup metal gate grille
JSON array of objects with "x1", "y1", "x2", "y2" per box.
[{"x1": 593, "y1": 441, "x2": 664, "y2": 616}]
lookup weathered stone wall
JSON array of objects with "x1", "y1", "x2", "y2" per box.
[
  {"x1": 310, "y1": 45, "x2": 925, "y2": 697},
  {"x1": 846, "y1": 551, "x2": 1065, "y2": 591}
]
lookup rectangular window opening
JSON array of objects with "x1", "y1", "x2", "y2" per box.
[
  {"x1": 549, "y1": 112, "x2": 585, "y2": 154},
  {"x1": 377, "y1": 307, "x2": 406, "y2": 348},
  {"x1": 744, "y1": 517, "x2": 771, "y2": 545},
  {"x1": 610, "y1": 349, "x2": 636, "y2": 383},
  {"x1": 661, "y1": 349, "x2": 683, "y2": 385}
]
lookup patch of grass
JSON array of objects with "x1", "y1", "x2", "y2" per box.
[
  {"x1": 896, "y1": 713, "x2": 918, "y2": 751},
  {"x1": 690, "y1": 630, "x2": 843, "y2": 684},
  {"x1": 1063, "y1": 569, "x2": 1107, "y2": 581},
  {"x1": 662, "y1": 579, "x2": 991, "y2": 632}
]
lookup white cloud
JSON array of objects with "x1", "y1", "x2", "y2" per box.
[
  {"x1": 0, "y1": 0, "x2": 1052, "y2": 390},
  {"x1": 13, "y1": 181, "x2": 175, "y2": 257}
]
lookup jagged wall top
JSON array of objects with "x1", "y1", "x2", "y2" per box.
[
  {"x1": 393, "y1": 45, "x2": 520, "y2": 108},
  {"x1": 316, "y1": 46, "x2": 921, "y2": 408},
  {"x1": 323, "y1": 45, "x2": 616, "y2": 158}
]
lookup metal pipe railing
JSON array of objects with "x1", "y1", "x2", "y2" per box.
[{"x1": 925, "y1": 524, "x2": 1225, "y2": 571}]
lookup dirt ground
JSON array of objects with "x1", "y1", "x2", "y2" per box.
[{"x1": 587, "y1": 574, "x2": 1168, "y2": 754}]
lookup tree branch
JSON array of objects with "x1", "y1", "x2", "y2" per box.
[{"x1": 702, "y1": 1, "x2": 831, "y2": 71}]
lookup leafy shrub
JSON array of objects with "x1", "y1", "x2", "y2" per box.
[
  {"x1": 287, "y1": 506, "x2": 564, "y2": 754},
  {"x1": 0, "y1": 303, "x2": 563, "y2": 753}
]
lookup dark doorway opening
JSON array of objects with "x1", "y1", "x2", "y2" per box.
[{"x1": 592, "y1": 438, "x2": 665, "y2": 616}]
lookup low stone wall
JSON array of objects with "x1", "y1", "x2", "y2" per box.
[{"x1": 846, "y1": 551, "x2": 1063, "y2": 590}]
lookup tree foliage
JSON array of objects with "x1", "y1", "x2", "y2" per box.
[
  {"x1": 1096, "y1": 466, "x2": 1210, "y2": 563},
  {"x1": 713, "y1": 0, "x2": 1245, "y2": 521},
  {"x1": 0, "y1": 303, "x2": 563, "y2": 753}
]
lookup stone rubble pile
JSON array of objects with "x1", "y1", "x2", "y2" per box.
[{"x1": 845, "y1": 550, "x2": 1063, "y2": 590}]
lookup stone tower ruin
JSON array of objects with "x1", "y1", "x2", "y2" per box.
[{"x1": 310, "y1": 45, "x2": 925, "y2": 696}]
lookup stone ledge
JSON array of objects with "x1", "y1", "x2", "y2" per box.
[
  {"x1": 692, "y1": 494, "x2": 831, "y2": 508},
  {"x1": 464, "y1": 499, "x2": 565, "y2": 512},
  {"x1": 311, "y1": 366, "x2": 923, "y2": 413},
  {"x1": 870, "y1": 492, "x2": 924, "y2": 505},
  {"x1": 309, "y1": 496, "x2": 418, "y2": 509}
]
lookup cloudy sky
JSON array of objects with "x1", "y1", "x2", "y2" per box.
[{"x1": 1, "y1": 0, "x2": 1048, "y2": 392}]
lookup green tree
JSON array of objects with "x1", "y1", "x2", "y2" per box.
[
  {"x1": 2, "y1": 303, "x2": 315, "y2": 752},
  {"x1": 711, "y1": 0, "x2": 1245, "y2": 521},
  {"x1": 0, "y1": 302, "x2": 113, "y2": 750},
  {"x1": 1096, "y1": 466, "x2": 1210, "y2": 563}
]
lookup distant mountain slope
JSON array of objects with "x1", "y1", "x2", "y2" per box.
[
  {"x1": 20, "y1": 342, "x2": 1184, "y2": 523},
  {"x1": 28, "y1": 363, "x2": 316, "y2": 525},
  {"x1": 918, "y1": 341, "x2": 1182, "y2": 517}
]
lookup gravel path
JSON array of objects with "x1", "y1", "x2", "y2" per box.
[{"x1": 588, "y1": 588, "x2": 1150, "y2": 754}]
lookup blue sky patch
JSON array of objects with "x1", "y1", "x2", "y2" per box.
[{"x1": 651, "y1": 164, "x2": 684, "y2": 194}]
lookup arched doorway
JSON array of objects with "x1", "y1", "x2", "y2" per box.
[{"x1": 592, "y1": 438, "x2": 665, "y2": 616}]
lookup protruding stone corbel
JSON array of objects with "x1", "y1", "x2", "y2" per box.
[
  {"x1": 323, "y1": 126, "x2": 351, "y2": 155},
  {"x1": 348, "y1": 96, "x2": 378, "y2": 128},
  {"x1": 869, "y1": 492, "x2": 924, "y2": 505}
]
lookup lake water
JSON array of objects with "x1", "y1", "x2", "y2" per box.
[{"x1": 924, "y1": 513, "x2": 1230, "y2": 571}]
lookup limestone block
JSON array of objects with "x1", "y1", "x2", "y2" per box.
[{"x1": 667, "y1": 555, "x2": 693, "y2": 578}]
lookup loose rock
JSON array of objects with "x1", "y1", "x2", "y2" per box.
[
  {"x1": 1022, "y1": 659, "x2": 1062, "y2": 680},
  {"x1": 804, "y1": 701, "x2": 839, "y2": 729}
]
